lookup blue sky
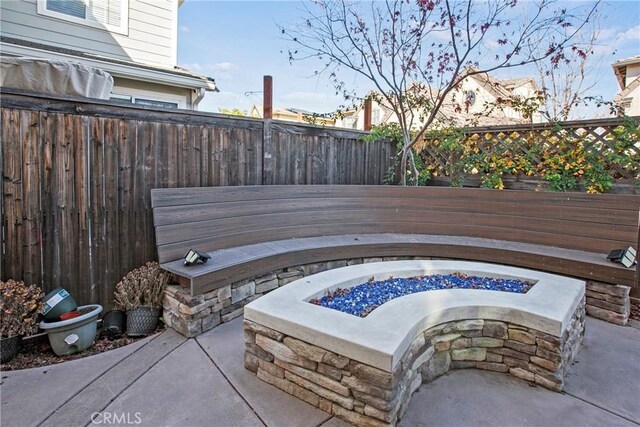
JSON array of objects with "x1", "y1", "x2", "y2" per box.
[{"x1": 177, "y1": 1, "x2": 640, "y2": 117}]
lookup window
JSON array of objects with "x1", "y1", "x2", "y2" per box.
[
  {"x1": 372, "y1": 107, "x2": 380, "y2": 124},
  {"x1": 37, "y1": 0, "x2": 129, "y2": 35},
  {"x1": 110, "y1": 90, "x2": 185, "y2": 109},
  {"x1": 466, "y1": 91, "x2": 476, "y2": 106},
  {"x1": 109, "y1": 94, "x2": 132, "y2": 103},
  {"x1": 47, "y1": 0, "x2": 85, "y2": 18},
  {"x1": 134, "y1": 98, "x2": 178, "y2": 109},
  {"x1": 343, "y1": 116, "x2": 358, "y2": 129}
]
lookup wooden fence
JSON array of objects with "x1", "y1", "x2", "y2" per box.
[
  {"x1": 0, "y1": 90, "x2": 396, "y2": 307},
  {"x1": 417, "y1": 117, "x2": 640, "y2": 193}
]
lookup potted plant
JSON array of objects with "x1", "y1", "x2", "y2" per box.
[
  {"x1": 114, "y1": 262, "x2": 169, "y2": 337},
  {"x1": 0, "y1": 280, "x2": 44, "y2": 363}
]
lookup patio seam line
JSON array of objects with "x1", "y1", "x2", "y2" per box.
[
  {"x1": 316, "y1": 417, "x2": 342, "y2": 427},
  {"x1": 79, "y1": 338, "x2": 189, "y2": 427},
  {"x1": 35, "y1": 331, "x2": 163, "y2": 427},
  {"x1": 563, "y1": 391, "x2": 640, "y2": 425},
  {"x1": 194, "y1": 337, "x2": 269, "y2": 427}
]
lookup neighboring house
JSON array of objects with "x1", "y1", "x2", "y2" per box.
[
  {"x1": 0, "y1": 0, "x2": 217, "y2": 109},
  {"x1": 335, "y1": 71, "x2": 541, "y2": 130},
  {"x1": 612, "y1": 55, "x2": 640, "y2": 116},
  {"x1": 248, "y1": 104, "x2": 336, "y2": 126}
]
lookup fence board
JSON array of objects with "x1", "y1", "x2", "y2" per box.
[
  {"x1": 1, "y1": 91, "x2": 395, "y2": 307},
  {"x1": 20, "y1": 111, "x2": 40, "y2": 285},
  {"x1": 103, "y1": 118, "x2": 120, "y2": 306}
]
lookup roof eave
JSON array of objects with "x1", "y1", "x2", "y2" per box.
[
  {"x1": 612, "y1": 56, "x2": 640, "y2": 67},
  {"x1": 611, "y1": 63, "x2": 626, "y2": 90}
]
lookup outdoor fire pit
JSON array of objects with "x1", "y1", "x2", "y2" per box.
[{"x1": 243, "y1": 260, "x2": 586, "y2": 426}]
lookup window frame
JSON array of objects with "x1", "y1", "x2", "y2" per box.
[
  {"x1": 110, "y1": 88, "x2": 187, "y2": 109},
  {"x1": 36, "y1": 0, "x2": 129, "y2": 35}
]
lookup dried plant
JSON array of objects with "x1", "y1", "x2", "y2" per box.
[
  {"x1": 114, "y1": 262, "x2": 170, "y2": 311},
  {"x1": 0, "y1": 280, "x2": 44, "y2": 338}
]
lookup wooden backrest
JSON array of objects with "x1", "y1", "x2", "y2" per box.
[{"x1": 151, "y1": 186, "x2": 640, "y2": 264}]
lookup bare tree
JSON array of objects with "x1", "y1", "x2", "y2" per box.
[
  {"x1": 282, "y1": 0, "x2": 599, "y2": 184},
  {"x1": 533, "y1": 9, "x2": 606, "y2": 121}
]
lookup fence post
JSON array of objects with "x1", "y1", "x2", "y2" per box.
[
  {"x1": 364, "y1": 97, "x2": 372, "y2": 131},
  {"x1": 263, "y1": 76, "x2": 272, "y2": 119}
]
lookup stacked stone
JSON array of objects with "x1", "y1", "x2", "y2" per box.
[
  {"x1": 163, "y1": 257, "x2": 421, "y2": 337},
  {"x1": 585, "y1": 281, "x2": 631, "y2": 326},
  {"x1": 631, "y1": 297, "x2": 640, "y2": 321},
  {"x1": 244, "y1": 300, "x2": 585, "y2": 427},
  {"x1": 244, "y1": 319, "x2": 398, "y2": 427},
  {"x1": 164, "y1": 256, "x2": 604, "y2": 339}
]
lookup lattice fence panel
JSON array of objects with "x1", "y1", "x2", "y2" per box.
[{"x1": 417, "y1": 117, "x2": 640, "y2": 184}]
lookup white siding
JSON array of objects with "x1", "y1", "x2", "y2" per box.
[
  {"x1": 626, "y1": 64, "x2": 640, "y2": 87},
  {"x1": 460, "y1": 79, "x2": 493, "y2": 115},
  {"x1": 0, "y1": 0, "x2": 176, "y2": 67},
  {"x1": 627, "y1": 89, "x2": 640, "y2": 116}
]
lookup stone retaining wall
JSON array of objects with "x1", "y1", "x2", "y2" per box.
[
  {"x1": 244, "y1": 298, "x2": 586, "y2": 427},
  {"x1": 162, "y1": 257, "x2": 626, "y2": 338},
  {"x1": 163, "y1": 257, "x2": 411, "y2": 337},
  {"x1": 585, "y1": 281, "x2": 631, "y2": 325},
  {"x1": 630, "y1": 296, "x2": 640, "y2": 321}
]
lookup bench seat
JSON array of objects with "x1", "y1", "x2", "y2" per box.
[
  {"x1": 152, "y1": 185, "x2": 639, "y2": 299},
  {"x1": 161, "y1": 233, "x2": 634, "y2": 296}
]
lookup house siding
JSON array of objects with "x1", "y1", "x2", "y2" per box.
[
  {"x1": 0, "y1": 0, "x2": 176, "y2": 67},
  {"x1": 625, "y1": 64, "x2": 640, "y2": 87},
  {"x1": 335, "y1": 75, "x2": 539, "y2": 130}
]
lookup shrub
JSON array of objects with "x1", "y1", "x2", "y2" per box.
[
  {"x1": 0, "y1": 280, "x2": 44, "y2": 338},
  {"x1": 114, "y1": 262, "x2": 170, "y2": 311}
]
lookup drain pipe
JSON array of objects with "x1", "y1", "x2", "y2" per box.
[{"x1": 192, "y1": 88, "x2": 206, "y2": 110}]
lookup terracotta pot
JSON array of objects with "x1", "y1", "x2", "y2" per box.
[{"x1": 60, "y1": 311, "x2": 80, "y2": 321}]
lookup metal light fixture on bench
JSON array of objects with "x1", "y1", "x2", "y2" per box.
[
  {"x1": 184, "y1": 249, "x2": 211, "y2": 266},
  {"x1": 607, "y1": 246, "x2": 637, "y2": 268}
]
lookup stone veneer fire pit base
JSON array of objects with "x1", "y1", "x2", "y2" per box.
[{"x1": 243, "y1": 261, "x2": 586, "y2": 427}]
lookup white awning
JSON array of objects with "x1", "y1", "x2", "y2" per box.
[{"x1": 0, "y1": 57, "x2": 113, "y2": 99}]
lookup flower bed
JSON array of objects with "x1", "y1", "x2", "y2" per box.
[
  {"x1": 310, "y1": 273, "x2": 533, "y2": 317},
  {"x1": 0, "y1": 326, "x2": 164, "y2": 371}
]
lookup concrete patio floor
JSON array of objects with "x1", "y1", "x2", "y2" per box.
[{"x1": 1, "y1": 317, "x2": 638, "y2": 427}]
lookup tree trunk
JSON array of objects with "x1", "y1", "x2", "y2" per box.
[
  {"x1": 400, "y1": 131, "x2": 419, "y2": 186},
  {"x1": 408, "y1": 150, "x2": 419, "y2": 186},
  {"x1": 400, "y1": 147, "x2": 408, "y2": 186}
]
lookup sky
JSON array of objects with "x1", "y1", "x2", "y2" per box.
[{"x1": 177, "y1": 0, "x2": 640, "y2": 117}]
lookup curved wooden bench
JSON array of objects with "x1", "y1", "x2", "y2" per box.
[
  {"x1": 151, "y1": 185, "x2": 639, "y2": 297},
  {"x1": 243, "y1": 260, "x2": 586, "y2": 426}
]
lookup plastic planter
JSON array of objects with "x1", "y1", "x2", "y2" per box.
[
  {"x1": 40, "y1": 304, "x2": 103, "y2": 356},
  {"x1": 1, "y1": 336, "x2": 20, "y2": 364},
  {"x1": 126, "y1": 306, "x2": 160, "y2": 337},
  {"x1": 102, "y1": 310, "x2": 126, "y2": 338},
  {"x1": 42, "y1": 287, "x2": 78, "y2": 322}
]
